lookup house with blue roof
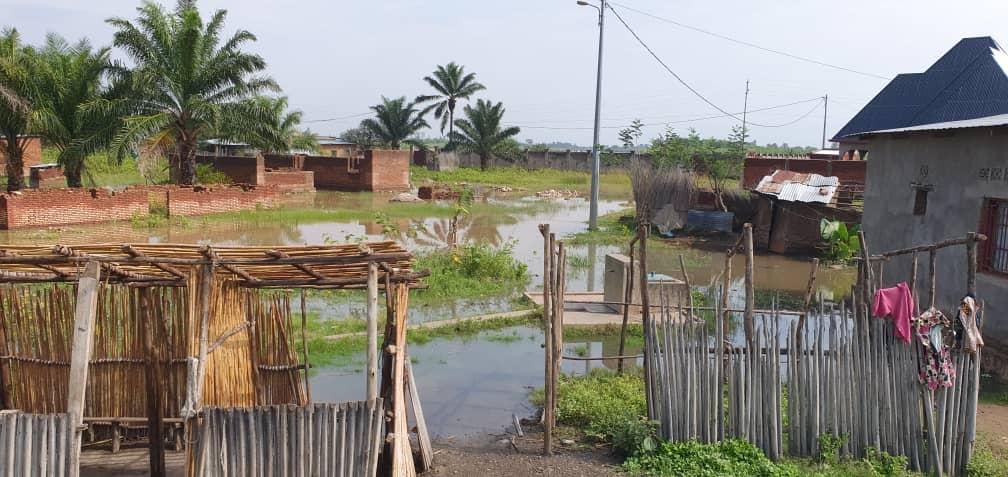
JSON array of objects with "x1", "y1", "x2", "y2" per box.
[{"x1": 834, "y1": 36, "x2": 1008, "y2": 373}]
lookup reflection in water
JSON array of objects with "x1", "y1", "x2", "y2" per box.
[{"x1": 310, "y1": 325, "x2": 643, "y2": 439}]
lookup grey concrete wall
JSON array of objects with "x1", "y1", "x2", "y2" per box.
[
  {"x1": 419, "y1": 150, "x2": 648, "y2": 172},
  {"x1": 862, "y1": 127, "x2": 1008, "y2": 370}
]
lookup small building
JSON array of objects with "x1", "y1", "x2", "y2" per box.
[
  {"x1": 833, "y1": 36, "x2": 1008, "y2": 373},
  {"x1": 742, "y1": 151, "x2": 865, "y2": 190},
  {"x1": 199, "y1": 138, "x2": 258, "y2": 157},
  {"x1": 316, "y1": 136, "x2": 358, "y2": 158},
  {"x1": 0, "y1": 135, "x2": 43, "y2": 177},
  {"x1": 750, "y1": 170, "x2": 860, "y2": 254}
]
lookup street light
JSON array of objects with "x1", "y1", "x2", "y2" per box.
[{"x1": 578, "y1": 0, "x2": 605, "y2": 231}]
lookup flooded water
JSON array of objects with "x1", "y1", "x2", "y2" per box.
[
  {"x1": 309, "y1": 325, "x2": 644, "y2": 439},
  {"x1": 5, "y1": 190, "x2": 857, "y2": 437}
]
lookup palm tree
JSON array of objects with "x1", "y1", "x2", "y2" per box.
[
  {"x1": 0, "y1": 28, "x2": 39, "y2": 191},
  {"x1": 218, "y1": 96, "x2": 317, "y2": 154},
  {"x1": 447, "y1": 99, "x2": 520, "y2": 171},
  {"x1": 103, "y1": 0, "x2": 278, "y2": 185},
  {"x1": 360, "y1": 96, "x2": 430, "y2": 149},
  {"x1": 33, "y1": 35, "x2": 121, "y2": 188},
  {"x1": 416, "y1": 62, "x2": 485, "y2": 137}
]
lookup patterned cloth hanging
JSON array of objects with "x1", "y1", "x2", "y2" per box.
[{"x1": 914, "y1": 307, "x2": 955, "y2": 390}]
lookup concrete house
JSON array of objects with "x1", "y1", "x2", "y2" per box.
[{"x1": 833, "y1": 36, "x2": 1008, "y2": 372}]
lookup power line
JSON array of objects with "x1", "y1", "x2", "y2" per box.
[
  {"x1": 610, "y1": 2, "x2": 891, "y2": 81},
  {"x1": 606, "y1": 6, "x2": 823, "y2": 129},
  {"x1": 302, "y1": 112, "x2": 372, "y2": 123}
]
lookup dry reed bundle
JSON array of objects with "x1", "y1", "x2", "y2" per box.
[{"x1": 629, "y1": 157, "x2": 695, "y2": 223}]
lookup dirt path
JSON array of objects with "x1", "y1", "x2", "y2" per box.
[
  {"x1": 977, "y1": 402, "x2": 1008, "y2": 455},
  {"x1": 427, "y1": 431, "x2": 623, "y2": 476}
]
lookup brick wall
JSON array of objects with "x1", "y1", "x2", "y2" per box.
[
  {"x1": 29, "y1": 166, "x2": 65, "y2": 189},
  {"x1": 302, "y1": 156, "x2": 364, "y2": 190},
  {"x1": 0, "y1": 136, "x2": 43, "y2": 177},
  {"x1": 263, "y1": 170, "x2": 314, "y2": 192},
  {"x1": 743, "y1": 157, "x2": 866, "y2": 188},
  {"x1": 362, "y1": 150, "x2": 410, "y2": 191},
  {"x1": 195, "y1": 154, "x2": 264, "y2": 185},
  {"x1": 263, "y1": 154, "x2": 304, "y2": 170},
  {"x1": 0, "y1": 187, "x2": 149, "y2": 229},
  {"x1": 166, "y1": 185, "x2": 282, "y2": 217}
]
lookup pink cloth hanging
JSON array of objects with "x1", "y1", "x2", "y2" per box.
[{"x1": 872, "y1": 282, "x2": 914, "y2": 343}]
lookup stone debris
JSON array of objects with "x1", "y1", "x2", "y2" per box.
[
  {"x1": 535, "y1": 189, "x2": 580, "y2": 199},
  {"x1": 389, "y1": 192, "x2": 423, "y2": 203}
]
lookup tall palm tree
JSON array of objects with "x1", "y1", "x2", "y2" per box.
[
  {"x1": 218, "y1": 96, "x2": 317, "y2": 153},
  {"x1": 34, "y1": 35, "x2": 122, "y2": 188},
  {"x1": 0, "y1": 28, "x2": 39, "y2": 191},
  {"x1": 360, "y1": 96, "x2": 430, "y2": 149},
  {"x1": 447, "y1": 99, "x2": 520, "y2": 171},
  {"x1": 103, "y1": 0, "x2": 278, "y2": 185},
  {"x1": 416, "y1": 62, "x2": 485, "y2": 137}
]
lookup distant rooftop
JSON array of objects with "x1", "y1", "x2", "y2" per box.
[
  {"x1": 754, "y1": 170, "x2": 839, "y2": 204},
  {"x1": 833, "y1": 36, "x2": 1008, "y2": 140}
]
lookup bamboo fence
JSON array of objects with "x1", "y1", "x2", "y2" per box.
[
  {"x1": 644, "y1": 231, "x2": 984, "y2": 476},
  {"x1": 0, "y1": 411, "x2": 70, "y2": 477},
  {"x1": 190, "y1": 401, "x2": 383, "y2": 477}
]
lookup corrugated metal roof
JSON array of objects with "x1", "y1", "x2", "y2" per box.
[
  {"x1": 833, "y1": 37, "x2": 1008, "y2": 140},
  {"x1": 754, "y1": 170, "x2": 838, "y2": 204},
  {"x1": 867, "y1": 112, "x2": 1008, "y2": 134}
]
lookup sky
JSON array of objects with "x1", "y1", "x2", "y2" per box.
[{"x1": 4, "y1": 0, "x2": 1008, "y2": 148}]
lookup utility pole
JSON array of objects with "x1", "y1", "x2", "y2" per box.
[
  {"x1": 582, "y1": 0, "x2": 606, "y2": 231},
  {"x1": 821, "y1": 94, "x2": 829, "y2": 150},
  {"x1": 740, "y1": 80, "x2": 750, "y2": 151}
]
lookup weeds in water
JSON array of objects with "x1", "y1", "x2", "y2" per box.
[
  {"x1": 571, "y1": 344, "x2": 589, "y2": 357},
  {"x1": 414, "y1": 241, "x2": 530, "y2": 302},
  {"x1": 486, "y1": 330, "x2": 523, "y2": 343},
  {"x1": 566, "y1": 254, "x2": 592, "y2": 270}
]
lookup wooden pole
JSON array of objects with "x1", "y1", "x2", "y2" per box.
[
  {"x1": 721, "y1": 250, "x2": 732, "y2": 347},
  {"x1": 141, "y1": 288, "x2": 166, "y2": 477},
  {"x1": 540, "y1": 224, "x2": 554, "y2": 456},
  {"x1": 743, "y1": 224, "x2": 755, "y2": 348},
  {"x1": 193, "y1": 263, "x2": 214, "y2": 413},
  {"x1": 617, "y1": 237, "x2": 637, "y2": 373},
  {"x1": 555, "y1": 241, "x2": 566, "y2": 395},
  {"x1": 966, "y1": 232, "x2": 977, "y2": 296},
  {"x1": 796, "y1": 258, "x2": 819, "y2": 354},
  {"x1": 638, "y1": 222, "x2": 653, "y2": 420},
  {"x1": 679, "y1": 255, "x2": 694, "y2": 315},
  {"x1": 928, "y1": 247, "x2": 937, "y2": 309},
  {"x1": 300, "y1": 290, "x2": 311, "y2": 404},
  {"x1": 66, "y1": 261, "x2": 101, "y2": 477},
  {"x1": 367, "y1": 262, "x2": 379, "y2": 402}
]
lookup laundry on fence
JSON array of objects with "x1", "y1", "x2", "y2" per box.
[
  {"x1": 872, "y1": 281, "x2": 914, "y2": 343},
  {"x1": 915, "y1": 307, "x2": 956, "y2": 390},
  {"x1": 958, "y1": 295, "x2": 984, "y2": 354}
]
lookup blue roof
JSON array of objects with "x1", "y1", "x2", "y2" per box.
[{"x1": 833, "y1": 37, "x2": 1008, "y2": 140}]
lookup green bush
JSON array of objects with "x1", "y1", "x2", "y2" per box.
[
  {"x1": 623, "y1": 439, "x2": 799, "y2": 477},
  {"x1": 196, "y1": 164, "x2": 231, "y2": 184},
  {"x1": 967, "y1": 439, "x2": 1008, "y2": 476},
  {"x1": 551, "y1": 368, "x2": 647, "y2": 442},
  {"x1": 413, "y1": 241, "x2": 529, "y2": 302}
]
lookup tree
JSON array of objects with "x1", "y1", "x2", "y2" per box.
[
  {"x1": 217, "y1": 96, "x2": 317, "y2": 153},
  {"x1": 447, "y1": 99, "x2": 520, "y2": 171},
  {"x1": 339, "y1": 123, "x2": 378, "y2": 149},
  {"x1": 618, "y1": 119, "x2": 644, "y2": 148},
  {"x1": 104, "y1": 0, "x2": 278, "y2": 185},
  {"x1": 33, "y1": 34, "x2": 121, "y2": 188},
  {"x1": 360, "y1": 96, "x2": 430, "y2": 149},
  {"x1": 0, "y1": 28, "x2": 38, "y2": 191},
  {"x1": 416, "y1": 62, "x2": 485, "y2": 137}
]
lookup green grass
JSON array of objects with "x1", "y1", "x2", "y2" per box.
[
  {"x1": 413, "y1": 241, "x2": 530, "y2": 302},
  {"x1": 411, "y1": 166, "x2": 631, "y2": 196},
  {"x1": 567, "y1": 209, "x2": 637, "y2": 246}
]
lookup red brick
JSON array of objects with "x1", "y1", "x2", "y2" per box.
[
  {"x1": 166, "y1": 185, "x2": 282, "y2": 217},
  {"x1": 0, "y1": 136, "x2": 43, "y2": 179},
  {"x1": 0, "y1": 187, "x2": 149, "y2": 229}
]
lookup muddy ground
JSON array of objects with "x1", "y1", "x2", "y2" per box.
[{"x1": 427, "y1": 431, "x2": 622, "y2": 476}]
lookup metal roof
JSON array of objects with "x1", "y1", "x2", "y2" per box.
[
  {"x1": 754, "y1": 170, "x2": 839, "y2": 204},
  {"x1": 866, "y1": 112, "x2": 1008, "y2": 134},
  {"x1": 833, "y1": 37, "x2": 1008, "y2": 140}
]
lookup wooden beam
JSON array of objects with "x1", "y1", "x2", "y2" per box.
[
  {"x1": 367, "y1": 262, "x2": 379, "y2": 401},
  {"x1": 267, "y1": 249, "x2": 327, "y2": 280},
  {"x1": 870, "y1": 234, "x2": 988, "y2": 259},
  {"x1": 122, "y1": 245, "x2": 186, "y2": 279},
  {"x1": 66, "y1": 261, "x2": 101, "y2": 477},
  {"x1": 54, "y1": 245, "x2": 168, "y2": 282},
  {"x1": 0, "y1": 250, "x2": 67, "y2": 277},
  {"x1": 200, "y1": 245, "x2": 259, "y2": 283},
  {"x1": 141, "y1": 288, "x2": 166, "y2": 477}
]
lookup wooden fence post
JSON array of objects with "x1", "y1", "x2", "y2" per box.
[
  {"x1": 66, "y1": 261, "x2": 101, "y2": 477},
  {"x1": 617, "y1": 237, "x2": 637, "y2": 373},
  {"x1": 743, "y1": 224, "x2": 755, "y2": 348},
  {"x1": 141, "y1": 288, "x2": 166, "y2": 477},
  {"x1": 540, "y1": 224, "x2": 554, "y2": 456},
  {"x1": 638, "y1": 222, "x2": 653, "y2": 420},
  {"x1": 367, "y1": 262, "x2": 379, "y2": 402},
  {"x1": 796, "y1": 258, "x2": 819, "y2": 354},
  {"x1": 300, "y1": 290, "x2": 311, "y2": 404}
]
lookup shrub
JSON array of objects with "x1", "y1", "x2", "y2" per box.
[
  {"x1": 413, "y1": 241, "x2": 529, "y2": 302},
  {"x1": 623, "y1": 439, "x2": 799, "y2": 477},
  {"x1": 551, "y1": 368, "x2": 647, "y2": 442},
  {"x1": 196, "y1": 164, "x2": 231, "y2": 185}
]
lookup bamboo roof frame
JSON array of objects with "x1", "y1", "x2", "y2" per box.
[{"x1": 0, "y1": 241, "x2": 425, "y2": 289}]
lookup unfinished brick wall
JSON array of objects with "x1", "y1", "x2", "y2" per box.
[
  {"x1": 0, "y1": 188, "x2": 149, "y2": 229},
  {"x1": 263, "y1": 170, "x2": 314, "y2": 193},
  {"x1": 743, "y1": 157, "x2": 866, "y2": 188},
  {"x1": 302, "y1": 156, "x2": 362, "y2": 190},
  {"x1": 195, "y1": 155, "x2": 264, "y2": 185},
  {"x1": 29, "y1": 166, "x2": 65, "y2": 189},
  {"x1": 166, "y1": 185, "x2": 281, "y2": 217},
  {"x1": 362, "y1": 150, "x2": 410, "y2": 191},
  {"x1": 263, "y1": 154, "x2": 304, "y2": 170}
]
